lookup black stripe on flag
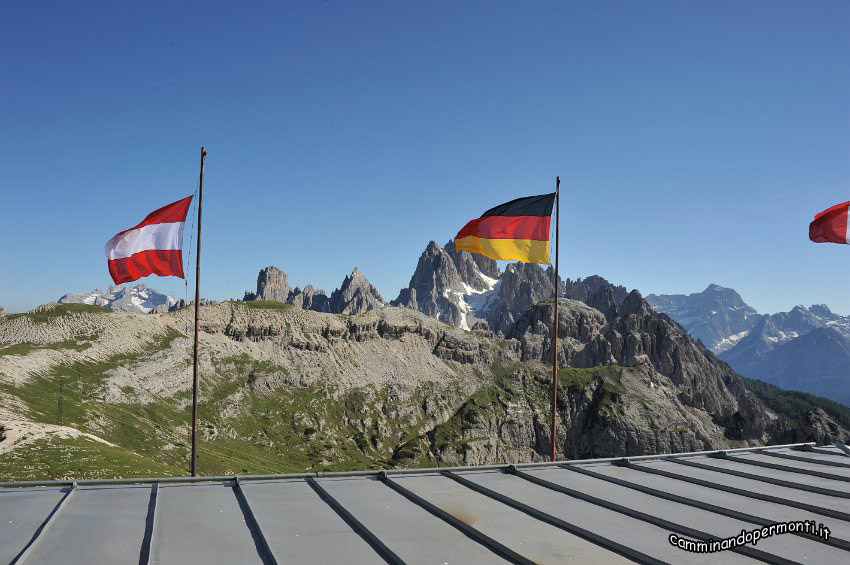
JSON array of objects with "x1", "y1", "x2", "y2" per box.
[{"x1": 481, "y1": 193, "x2": 556, "y2": 218}]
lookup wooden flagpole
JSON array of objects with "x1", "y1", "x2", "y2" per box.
[
  {"x1": 550, "y1": 176, "x2": 560, "y2": 462},
  {"x1": 191, "y1": 146, "x2": 206, "y2": 476}
]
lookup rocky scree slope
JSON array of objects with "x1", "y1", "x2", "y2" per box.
[
  {"x1": 507, "y1": 290, "x2": 791, "y2": 454},
  {"x1": 1, "y1": 291, "x2": 844, "y2": 479}
]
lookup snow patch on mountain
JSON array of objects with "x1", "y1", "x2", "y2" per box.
[
  {"x1": 765, "y1": 331, "x2": 800, "y2": 344},
  {"x1": 714, "y1": 330, "x2": 749, "y2": 353},
  {"x1": 457, "y1": 275, "x2": 500, "y2": 330},
  {"x1": 59, "y1": 284, "x2": 177, "y2": 314}
]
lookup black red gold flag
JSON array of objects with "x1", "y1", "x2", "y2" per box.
[{"x1": 454, "y1": 193, "x2": 556, "y2": 263}]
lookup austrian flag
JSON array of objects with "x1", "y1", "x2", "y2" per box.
[
  {"x1": 104, "y1": 196, "x2": 193, "y2": 284},
  {"x1": 809, "y1": 201, "x2": 850, "y2": 245}
]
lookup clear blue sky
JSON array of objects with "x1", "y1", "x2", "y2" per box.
[{"x1": 2, "y1": 1, "x2": 849, "y2": 315}]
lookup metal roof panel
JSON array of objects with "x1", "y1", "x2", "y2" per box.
[
  {"x1": 0, "y1": 487, "x2": 66, "y2": 564},
  {"x1": 239, "y1": 479, "x2": 384, "y2": 564},
  {"x1": 1, "y1": 443, "x2": 848, "y2": 564}
]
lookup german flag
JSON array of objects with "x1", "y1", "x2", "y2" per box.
[{"x1": 454, "y1": 193, "x2": 556, "y2": 263}]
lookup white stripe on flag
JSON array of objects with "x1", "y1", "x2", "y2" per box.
[{"x1": 104, "y1": 221, "x2": 185, "y2": 260}]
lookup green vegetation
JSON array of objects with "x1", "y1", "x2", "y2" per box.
[
  {"x1": 0, "y1": 339, "x2": 94, "y2": 357},
  {"x1": 1, "y1": 321, "x2": 639, "y2": 481},
  {"x1": 0, "y1": 328, "x2": 192, "y2": 478},
  {"x1": 739, "y1": 375, "x2": 850, "y2": 429},
  {"x1": 428, "y1": 363, "x2": 631, "y2": 459},
  {"x1": 0, "y1": 331, "x2": 447, "y2": 479},
  {"x1": 0, "y1": 436, "x2": 182, "y2": 481},
  {"x1": 6, "y1": 303, "x2": 111, "y2": 323},
  {"x1": 558, "y1": 365, "x2": 627, "y2": 408}
]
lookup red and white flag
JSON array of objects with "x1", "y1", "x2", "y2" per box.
[
  {"x1": 810, "y1": 201, "x2": 850, "y2": 245},
  {"x1": 105, "y1": 196, "x2": 193, "y2": 284}
]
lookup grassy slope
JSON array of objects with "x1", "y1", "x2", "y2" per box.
[
  {"x1": 5, "y1": 303, "x2": 112, "y2": 322},
  {"x1": 6, "y1": 304, "x2": 847, "y2": 482},
  {"x1": 0, "y1": 306, "x2": 639, "y2": 481},
  {"x1": 0, "y1": 316, "x2": 465, "y2": 478},
  {"x1": 0, "y1": 436, "x2": 182, "y2": 481}
]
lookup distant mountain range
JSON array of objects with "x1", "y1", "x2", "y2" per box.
[
  {"x1": 52, "y1": 254, "x2": 850, "y2": 410},
  {"x1": 648, "y1": 285, "x2": 850, "y2": 406},
  {"x1": 645, "y1": 285, "x2": 760, "y2": 353},
  {"x1": 4, "y1": 243, "x2": 848, "y2": 480},
  {"x1": 241, "y1": 239, "x2": 628, "y2": 338},
  {"x1": 59, "y1": 284, "x2": 177, "y2": 314}
]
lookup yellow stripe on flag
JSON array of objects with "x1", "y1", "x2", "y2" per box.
[{"x1": 455, "y1": 236, "x2": 550, "y2": 264}]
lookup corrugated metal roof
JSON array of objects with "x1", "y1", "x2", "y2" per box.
[{"x1": 2, "y1": 443, "x2": 849, "y2": 564}]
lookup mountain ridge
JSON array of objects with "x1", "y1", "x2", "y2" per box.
[
  {"x1": 2, "y1": 278, "x2": 846, "y2": 480},
  {"x1": 59, "y1": 283, "x2": 177, "y2": 314},
  {"x1": 648, "y1": 284, "x2": 850, "y2": 407}
]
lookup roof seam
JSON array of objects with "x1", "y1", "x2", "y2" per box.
[
  {"x1": 559, "y1": 462, "x2": 850, "y2": 553},
  {"x1": 508, "y1": 468, "x2": 798, "y2": 565},
  {"x1": 442, "y1": 469, "x2": 667, "y2": 565},
  {"x1": 619, "y1": 458, "x2": 850, "y2": 522},
  {"x1": 232, "y1": 476, "x2": 280, "y2": 565},
  {"x1": 378, "y1": 472, "x2": 535, "y2": 565},
  {"x1": 11, "y1": 481, "x2": 77, "y2": 564},
  {"x1": 138, "y1": 483, "x2": 159, "y2": 565},
  {"x1": 305, "y1": 477, "x2": 405, "y2": 565},
  {"x1": 671, "y1": 458, "x2": 850, "y2": 499}
]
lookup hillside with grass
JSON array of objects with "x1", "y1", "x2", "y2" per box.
[{"x1": 1, "y1": 296, "x2": 845, "y2": 482}]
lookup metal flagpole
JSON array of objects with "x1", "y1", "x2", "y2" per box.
[
  {"x1": 191, "y1": 146, "x2": 206, "y2": 477},
  {"x1": 550, "y1": 176, "x2": 560, "y2": 462}
]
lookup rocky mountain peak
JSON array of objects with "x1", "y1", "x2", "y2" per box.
[
  {"x1": 443, "y1": 239, "x2": 500, "y2": 291},
  {"x1": 288, "y1": 284, "x2": 330, "y2": 312},
  {"x1": 619, "y1": 289, "x2": 652, "y2": 317},
  {"x1": 585, "y1": 285, "x2": 619, "y2": 321},
  {"x1": 329, "y1": 268, "x2": 385, "y2": 315},
  {"x1": 507, "y1": 294, "x2": 791, "y2": 445},
  {"x1": 810, "y1": 304, "x2": 834, "y2": 318},
  {"x1": 59, "y1": 284, "x2": 176, "y2": 314},
  {"x1": 646, "y1": 284, "x2": 760, "y2": 353},
  {"x1": 563, "y1": 275, "x2": 627, "y2": 306},
  {"x1": 243, "y1": 266, "x2": 340, "y2": 313},
  {"x1": 483, "y1": 263, "x2": 555, "y2": 334},
  {"x1": 252, "y1": 266, "x2": 291, "y2": 302},
  {"x1": 392, "y1": 241, "x2": 467, "y2": 326}
]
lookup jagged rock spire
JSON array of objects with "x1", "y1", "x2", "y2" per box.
[
  {"x1": 329, "y1": 267, "x2": 385, "y2": 314},
  {"x1": 392, "y1": 241, "x2": 467, "y2": 326}
]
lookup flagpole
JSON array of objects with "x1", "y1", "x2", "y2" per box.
[
  {"x1": 190, "y1": 146, "x2": 206, "y2": 477},
  {"x1": 550, "y1": 176, "x2": 560, "y2": 462}
]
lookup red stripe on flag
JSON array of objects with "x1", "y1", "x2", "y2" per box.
[
  {"x1": 107, "y1": 249, "x2": 185, "y2": 284},
  {"x1": 456, "y1": 215, "x2": 551, "y2": 241},
  {"x1": 113, "y1": 196, "x2": 193, "y2": 239},
  {"x1": 810, "y1": 202, "x2": 850, "y2": 244}
]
